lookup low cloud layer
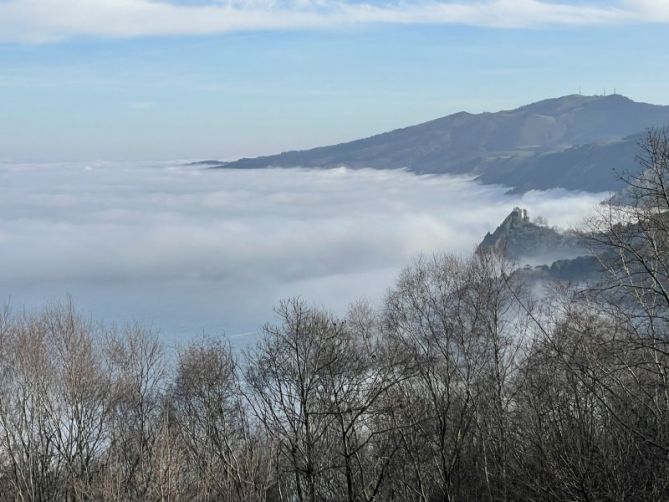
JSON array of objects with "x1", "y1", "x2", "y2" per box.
[
  {"x1": 0, "y1": 162, "x2": 605, "y2": 344},
  {"x1": 0, "y1": 0, "x2": 667, "y2": 43}
]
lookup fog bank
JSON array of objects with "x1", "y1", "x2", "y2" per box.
[{"x1": 0, "y1": 162, "x2": 606, "y2": 346}]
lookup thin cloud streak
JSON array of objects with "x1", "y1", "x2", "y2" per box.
[{"x1": 0, "y1": 0, "x2": 664, "y2": 43}]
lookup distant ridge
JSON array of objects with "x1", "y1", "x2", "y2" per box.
[{"x1": 210, "y1": 95, "x2": 669, "y2": 193}]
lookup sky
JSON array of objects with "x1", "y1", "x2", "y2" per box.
[
  {"x1": 1, "y1": 0, "x2": 668, "y2": 161},
  {"x1": 0, "y1": 162, "x2": 606, "y2": 346}
]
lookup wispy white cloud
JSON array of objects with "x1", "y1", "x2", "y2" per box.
[{"x1": 0, "y1": 0, "x2": 665, "y2": 44}]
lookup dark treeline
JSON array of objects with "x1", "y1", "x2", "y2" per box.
[{"x1": 1, "y1": 130, "x2": 669, "y2": 501}]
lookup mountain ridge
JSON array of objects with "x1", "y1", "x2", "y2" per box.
[{"x1": 211, "y1": 94, "x2": 669, "y2": 193}]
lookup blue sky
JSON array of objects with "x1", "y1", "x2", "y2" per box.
[{"x1": 1, "y1": 0, "x2": 668, "y2": 161}]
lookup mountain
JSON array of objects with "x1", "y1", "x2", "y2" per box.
[
  {"x1": 477, "y1": 207, "x2": 585, "y2": 263},
  {"x1": 478, "y1": 207, "x2": 602, "y2": 282},
  {"x1": 475, "y1": 134, "x2": 640, "y2": 193},
  {"x1": 216, "y1": 94, "x2": 669, "y2": 193}
]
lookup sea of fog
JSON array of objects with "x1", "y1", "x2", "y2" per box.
[{"x1": 0, "y1": 161, "x2": 607, "y2": 348}]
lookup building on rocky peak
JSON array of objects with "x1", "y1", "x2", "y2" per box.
[{"x1": 478, "y1": 207, "x2": 583, "y2": 262}]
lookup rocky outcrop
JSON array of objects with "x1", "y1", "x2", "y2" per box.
[{"x1": 477, "y1": 207, "x2": 583, "y2": 261}]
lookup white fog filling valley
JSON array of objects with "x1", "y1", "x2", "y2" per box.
[{"x1": 0, "y1": 161, "x2": 607, "y2": 348}]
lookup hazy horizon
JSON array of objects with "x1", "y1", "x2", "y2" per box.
[
  {"x1": 2, "y1": 1, "x2": 669, "y2": 161},
  {"x1": 3, "y1": 92, "x2": 666, "y2": 165}
]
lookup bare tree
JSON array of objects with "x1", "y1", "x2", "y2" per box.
[
  {"x1": 172, "y1": 337, "x2": 273, "y2": 501},
  {"x1": 383, "y1": 252, "x2": 529, "y2": 502},
  {"x1": 245, "y1": 299, "x2": 350, "y2": 502},
  {"x1": 101, "y1": 325, "x2": 167, "y2": 501},
  {"x1": 0, "y1": 310, "x2": 62, "y2": 501},
  {"x1": 582, "y1": 128, "x2": 669, "y2": 459},
  {"x1": 317, "y1": 300, "x2": 407, "y2": 502},
  {"x1": 40, "y1": 302, "x2": 110, "y2": 501}
]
